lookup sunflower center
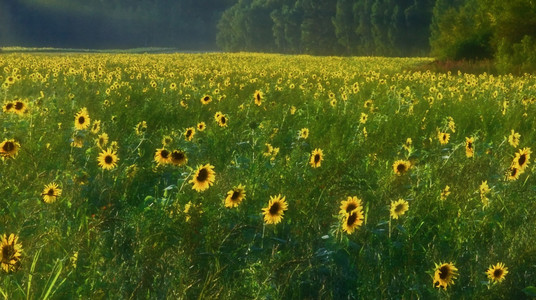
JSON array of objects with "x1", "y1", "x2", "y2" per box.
[
  {"x1": 161, "y1": 150, "x2": 169, "y2": 159},
  {"x1": 172, "y1": 151, "x2": 184, "y2": 160},
  {"x1": 395, "y1": 204, "x2": 405, "y2": 213},
  {"x1": 314, "y1": 154, "x2": 320, "y2": 163},
  {"x1": 186, "y1": 130, "x2": 192, "y2": 137},
  {"x1": 203, "y1": 96, "x2": 210, "y2": 102},
  {"x1": 439, "y1": 266, "x2": 450, "y2": 280},
  {"x1": 519, "y1": 154, "x2": 526, "y2": 166},
  {"x1": 3, "y1": 142, "x2": 14, "y2": 152},
  {"x1": 1, "y1": 245, "x2": 14, "y2": 261},
  {"x1": 468, "y1": 142, "x2": 473, "y2": 149},
  {"x1": 269, "y1": 202, "x2": 280, "y2": 215},
  {"x1": 14, "y1": 102, "x2": 23, "y2": 110},
  {"x1": 256, "y1": 94, "x2": 261, "y2": 101},
  {"x1": 442, "y1": 135, "x2": 447, "y2": 141},
  {"x1": 345, "y1": 203, "x2": 357, "y2": 213},
  {"x1": 347, "y1": 212, "x2": 358, "y2": 226},
  {"x1": 231, "y1": 190, "x2": 240, "y2": 200},
  {"x1": 47, "y1": 189, "x2": 55, "y2": 196},
  {"x1": 511, "y1": 167, "x2": 518, "y2": 176},
  {"x1": 197, "y1": 168, "x2": 208, "y2": 182},
  {"x1": 220, "y1": 117, "x2": 226, "y2": 124},
  {"x1": 493, "y1": 269, "x2": 503, "y2": 278},
  {"x1": 78, "y1": 116, "x2": 85, "y2": 124},
  {"x1": 105, "y1": 155, "x2": 113, "y2": 164},
  {"x1": 397, "y1": 164, "x2": 406, "y2": 173},
  {"x1": 6, "y1": 103, "x2": 13, "y2": 110}
]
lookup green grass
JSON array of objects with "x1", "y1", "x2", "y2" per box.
[{"x1": 0, "y1": 51, "x2": 535, "y2": 299}]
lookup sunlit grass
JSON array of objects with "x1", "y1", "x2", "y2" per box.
[{"x1": 1, "y1": 51, "x2": 535, "y2": 298}]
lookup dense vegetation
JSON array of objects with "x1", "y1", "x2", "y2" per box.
[
  {"x1": 3, "y1": 0, "x2": 536, "y2": 71},
  {"x1": 1, "y1": 52, "x2": 536, "y2": 298}
]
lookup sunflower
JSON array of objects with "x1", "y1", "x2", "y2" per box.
[
  {"x1": 309, "y1": 148, "x2": 323, "y2": 168},
  {"x1": 217, "y1": 114, "x2": 228, "y2": 127},
  {"x1": 299, "y1": 128, "x2": 309, "y2": 139},
  {"x1": 262, "y1": 194, "x2": 288, "y2": 224},
  {"x1": 360, "y1": 113, "x2": 368, "y2": 124},
  {"x1": 290, "y1": 106, "x2": 297, "y2": 115},
  {"x1": 479, "y1": 180, "x2": 491, "y2": 207},
  {"x1": 197, "y1": 122, "x2": 206, "y2": 131},
  {"x1": 70, "y1": 135, "x2": 84, "y2": 148},
  {"x1": 339, "y1": 196, "x2": 363, "y2": 215},
  {"x1": 390, "y1": 199, "x2": 409, "y2": 219},
  {"x1": 506, "y1": 166, "x2": 522, "y2": 181},
  {"x1": 97, "y1": 148, "x2": 119, "y2": 170},
  {"x1": 91, "y1": 120, "x2": 101, "y2": 134},
  {"x1": 508, "y1": 130, "x2": 520, "y2": 148},
  {"x1": 74, "y1": 107, "x2": 90, "y2": 130},
  {"x1": 342, "y1": 209, "x2": 364, "y2": 234},
  {"x1": 96, "y1": 132, "x2": 109, "y2": 149},
  {"x1": 465, "y1": 137, "x2": 474, "y2": 158},
  {"x1": 433, "y1": 262, "x2": 458, "y2": 290},
  {"x1": 214, "y1": 111, "x2": 222, "y2": 122},
  {"x1": 154, "y1": 148, "x2": 171, "y2": 166},
  {"x1": 224, "y1": 184, "x2": 246, "y2": 208},
  {"x1": 486, "y1": 262, "x2": 508, "y2": 284},
  {"x1": 2, "y1": 102, "x2": 14, "y2": 113},
  {"x1": 135, "y1": 121, "x2": 147, "y2": 135},
  {"x1": 170, "y1": 150, "x2": 187, "y2": 166},
  {"x1": 438, "y1": 132, "x2": 450, "y2": 145},
  {"x1": 440, "y1": 185, "x2": 451, "y2": 201},
  {"x1": 393, "y1": 160, "x2": 411, "y2": 176},
  {"x1": 13, "y1": 100, "x2": 27, "y2": 115},
  {"x1": 201, "y1": 95, "x2": 212, "y2": 105},
  {"x1": 190, "y1": 164, "x2": 216, "y2": 192},
  {"x1": 162, "y1": 135, "x2": 173, "y2": 146},
  {"x1": 0, "y1": 234, "x2": 22, "y2": 273},
  {"x1": 254, "y1": 90, "x2": 263, "y2": 106},
  {"x1": 0, "y1": 139, "x2": 20, "y2": 159},
  {"x1": 184, "y1": 127, "x2": 195, "y2": 141},
  {"x1": 513, "y1": 147, "x2": 531, "y2": 171},
  {"x1": 42, "y1": 183, "x2": 62, "y2": 203}
]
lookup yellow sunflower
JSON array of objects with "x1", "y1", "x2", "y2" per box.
[
  {"x1": 0, "y1": 233, "x2": 22, "y2": 273},
  {"x1": 184, "y1": 127, "x2": 195, "y2": 141},
  {"x1": 74, "y1": 107, "x2": 90, "y2": 130},
  {"x1": 224, "y1": 184, "x2": 246, "y2": 208},
  {"x1": 154, "y1": 148, "x2": 171, "y2": 166},
  {"x1": 506, "y1": 166, "x2": 522, "y2": 181},
  {"x1": 393, "y1": 160, "x2": 411, "y2": 176},
  {"x1": 135, "y1": 121, "x2": 147, "y2": 135},
  {"x1": 170, "y1": 150, "x2": 187, "y2": 166},
  {"x1": 309, "y1": 148, "x2": 323, "y2": 168},
  {"x1": 508, "y1": 130, "x2": 520, "y2": 148},
  {"x1": 190, "y1": 164, "x2": 216, "y2": 192},
  {"x1": 161, "y1": 135, "x2": 173, "y2": 146},
  {"x1": 299, "y1": 128, "x2": 309, "y2": 139},
  {"x1": 465, "y1": 137, "x2": 474, "y2": 158},
  {"x1": 96, "y1": 132, "x2": 109, "y2": 149},
  {"x1": 390, "y1": 199, "x2": 409, "y2": 219},
  {"x1": 217, "y1": 113, "x2": 228, "y2": 127},
  {"x1": 42, "y1": 183, "x2": 62, "y2": 203},
  {"x1": 91, "y1": 120, "x2": 101, "y2": 134},
  {"x1": 97, "y1": 148, "x2": 119, "y2": 170},
  {"x1": 438, "y1": 131, "x2": 450, "y2": 145},
  {"x1": 70, "y1": 135, "x2": 84, "y2": 148},
  {"x1": 2, "y1": 102, "x2": 14, "y2": 113},
  {"x1": 513, "y1": 147, "x2": 531, "y2": 171},
  {"x1": 342, "y1": 209, "x2": 364, "y2": 234},
  {"x1": 339, "y1": 196, "x2": 363, "y2": 215},
  {"x1": 0, "y1": 139, "x2": 20, "y2": 159},
  {"x1": 486, "y1": 262, "x2": 508, "y2": 284},
  {"x1": 201, "y1": 95, "x2": 212, "y2": 105},
  {"x1": 13, "y1": 100, "x2": 27, "y2": 116},
  {"x1": 197, "y1": 122, "x2": 206, "y2": 131},
  {"x1": 433, "y1": 262, "x2": 458, "y2": 290},
  {"x1": 360, "y1": 113, "x2": 368, "y2": 124},
  {"x1": 254, "y1": 90, "x2": 263, "y2": 106},
  {"x1": 262, "y1": 194, "x2": 288, "y2": 224}
]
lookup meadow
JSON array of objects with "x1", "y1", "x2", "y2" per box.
[{"x1": 1, "y1": 52, "x2": 535, "y2": 299}]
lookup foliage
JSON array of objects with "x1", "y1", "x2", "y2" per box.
[{"x1": 1, "y1": 52, "x2": 536, "y2": 298}]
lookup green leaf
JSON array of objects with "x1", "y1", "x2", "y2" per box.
[{"x1": 522, "y1": 286, "x2": 536, "y2": 297}]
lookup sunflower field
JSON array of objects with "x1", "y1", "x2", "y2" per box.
[{"x1": 1, "y1": 52, "x2": 536, "y2": 299}]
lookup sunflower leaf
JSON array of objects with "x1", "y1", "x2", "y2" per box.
[{"x1": 522, "y1": 286, "x2": 536, "y2": 297}]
